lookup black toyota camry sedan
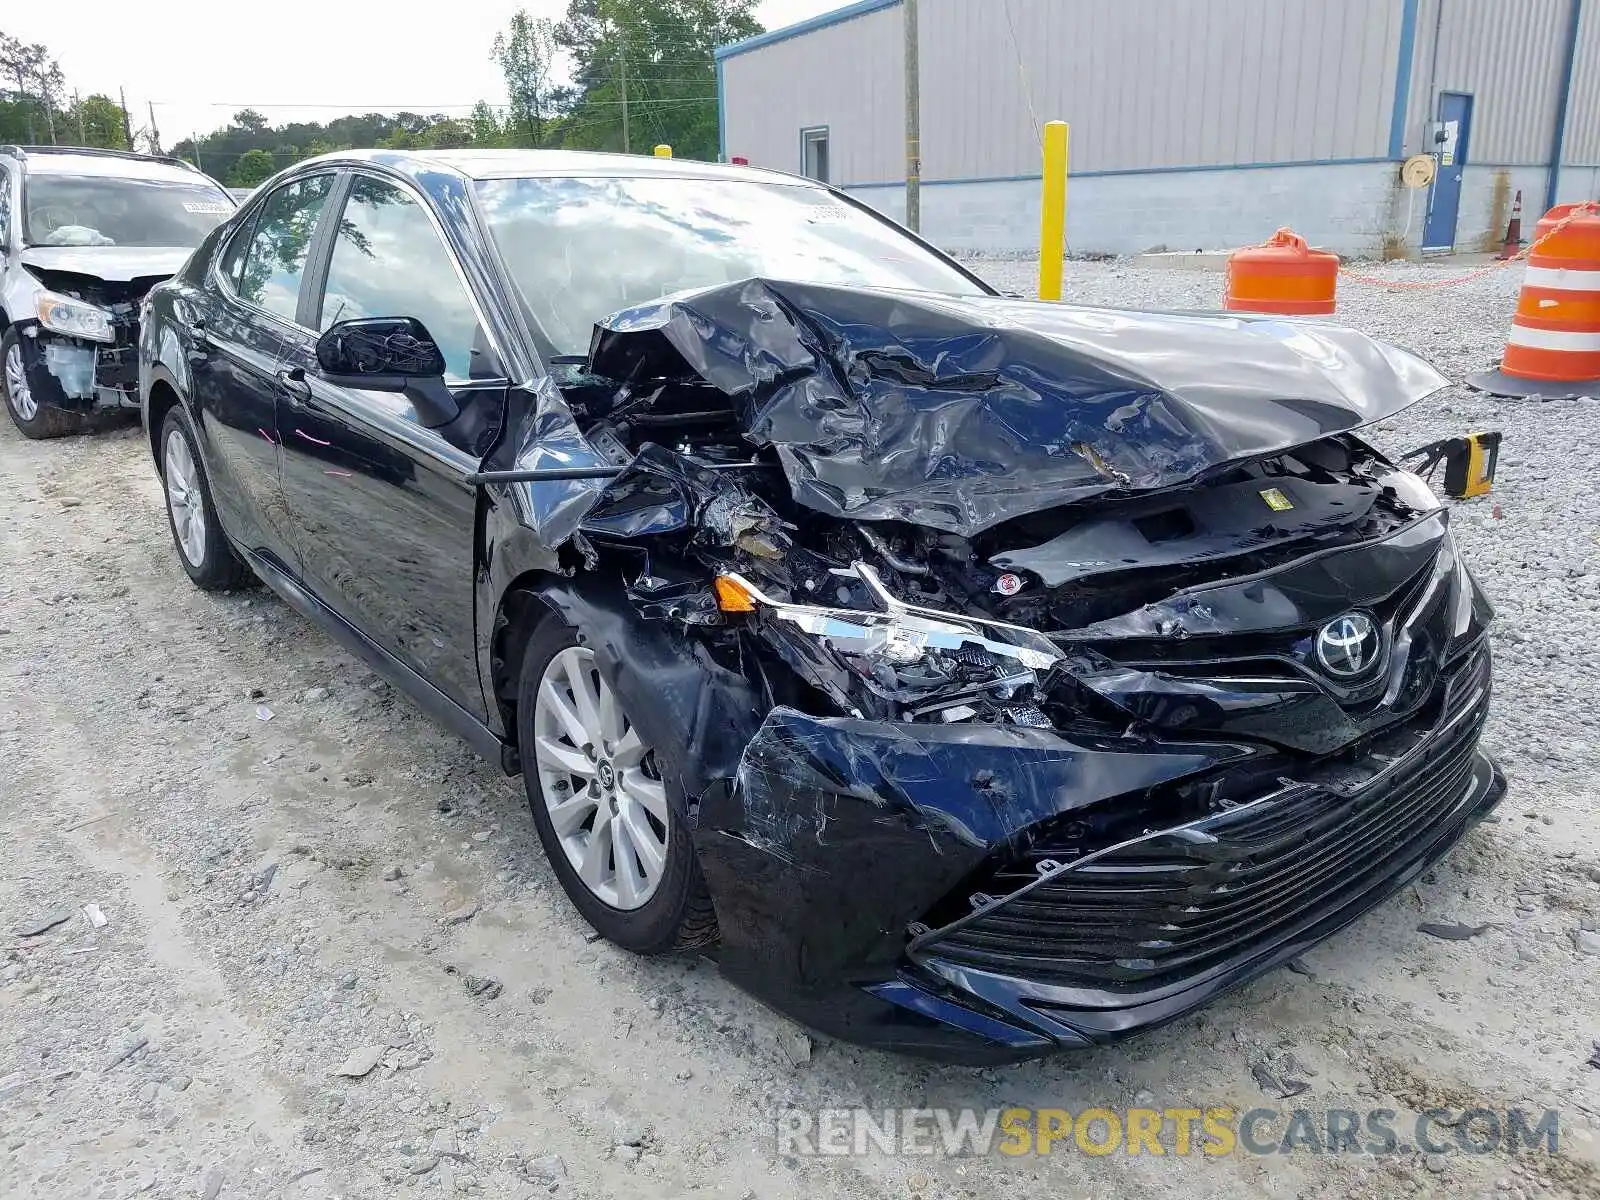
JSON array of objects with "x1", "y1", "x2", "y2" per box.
[{"x1": 139, "y1": 149, "x2": 1505, "y2": 1062}]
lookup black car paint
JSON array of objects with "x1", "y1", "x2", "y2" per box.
[{"x1": 141, "y1": 150, "x2": 1504, "y2": 1063}]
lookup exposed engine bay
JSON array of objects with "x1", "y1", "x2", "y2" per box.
[
  {"x1": 18, "y1": 266, "x2": 160, "y2": 408},
  {"x1": 519, "y1": 278, "x2": 1464, "y2": 744}
]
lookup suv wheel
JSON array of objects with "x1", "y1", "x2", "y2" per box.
[
  {"x1": 160, "y1": 406, "x2": 251, "y2": 591},
  {"x1": 2, "y1": 329, "x2": 89, "y2": 439},
  {"x1": 517, "y1": 618, "x2": 718, "y2": 953}
]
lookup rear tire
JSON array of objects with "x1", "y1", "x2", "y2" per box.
[
  {"x1": 159, "y1": 406, "x2": 251, "y2": 592},
  {"x1": 517, "y1": 616, "x2": 717, "y2": 954},
  {"x1": 2, "y1": 328, "x2": 90, "y2": 440}
]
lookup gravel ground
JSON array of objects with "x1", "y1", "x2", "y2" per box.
[{"x1": 2, "y1": 257, "x2": 1599, "y2": 1200}]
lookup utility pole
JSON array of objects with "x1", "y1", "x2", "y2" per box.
[
  {"x1": 192, "y1": 132, "x2": 204, "y2": 174},
  {"x1": 618, "y1": 45, "x2": 630, "y2": 154},
  {"x1": 904, "y1": 0, "x2": 921, "y2": 232},
  {"x1": 146, "y1": 101, "x2": 161, "y2": 155},
  {"x1": 118, "y1": 87, "x2": 134, "y2": 151},
  {"x1": 74, "y1": 90, "x2": 85, "y2": 143}
]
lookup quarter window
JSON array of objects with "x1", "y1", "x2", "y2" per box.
[
  {"x1": 236, "y1": 174, "x2": 335, "y2": 322},
  {"x1": 218, "y1": 213, "x2": 256, "y2": 292},
  {"x1": 0, "y1": 165, "x2": 11, "y2": 243},
  {"x1": 316, "y1": 176, "x2": 484, "y2": 381}
]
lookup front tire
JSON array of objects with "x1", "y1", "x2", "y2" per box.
[
  {"x1": 159, "y1": 406, "x2": 251, "y2": 591},
  {"x1": 2, "y1": 328, "x2": 90, "y2": 440},
  {"x1": 517, "y1": 617, "x2": 717, "y2": 954}
]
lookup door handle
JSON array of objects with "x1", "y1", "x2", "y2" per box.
[
  {"x1": 186, "y1": 321, "x2": 211, "y2": 366},
  {"x1": 275, "y1": 366, "x2": 312, "y2": 403}
]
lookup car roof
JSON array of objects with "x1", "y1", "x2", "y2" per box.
[
  {"x1": 303, "y1": 147, "x2": 815, "y2": 188},
  {"x1": 7, "y1": 146, "x2": 220, "y2": 186}
]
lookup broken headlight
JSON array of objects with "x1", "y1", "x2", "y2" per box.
[
  {"x1": 715, "y1": 562, "x2": 1062, "y2": 726},
  {"x1": 37, "y1": 292, "x2": 115, "y2": 344}
]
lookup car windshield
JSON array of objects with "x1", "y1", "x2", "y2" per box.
[
  {"x1": 473, "y1": 175, "x2": 989, "y2": 356},
  {"x1": 23, "y1": 175, "x2": 233, "y2": 248}
]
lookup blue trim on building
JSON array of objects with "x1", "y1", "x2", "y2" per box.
[
  {"x1": 1547, "y1": 0, "x2": 1585, "y2": 211},
  {"x1": 716, "y1": 57, "x2": 727, "y2": 161},
  {"x1": 1389, "y1": 0, "x2": 1421, "y2": 160},
  {"x1": 715, "y1": 0, "x2": 902, "y2": 61},
  {"x1": 842, "y1": 157, "x2": 1396, "y2": 190}
]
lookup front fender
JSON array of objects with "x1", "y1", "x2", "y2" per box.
[
  {"x1": 476, "y1": 490, "x2": 766, "y2": 797},
  {"x1": 138, "y1": 285, "x2": 201, "y2": 465}
]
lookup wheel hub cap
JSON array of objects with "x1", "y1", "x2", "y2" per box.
[
  {"x1": 532, "y1": 646, "x2": 669, "y2": 911},
  {"x1": 4, "y1": 343, "x2": 37, "y2": 422},
  {"x1": 164, "y1": 428, "x2": 208, "y2": 568}
]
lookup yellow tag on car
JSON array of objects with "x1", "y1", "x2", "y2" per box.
[{"x1": 1259, "y1": 487, "x2": 1294, "y2": 512}]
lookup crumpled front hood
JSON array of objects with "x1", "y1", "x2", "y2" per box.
[
  {"x1": 19, "y1": 246, "x2": 192, "y2": 283},
  {"x1": 588, "y1": 278, "x2": 1448, "y2": 536}
]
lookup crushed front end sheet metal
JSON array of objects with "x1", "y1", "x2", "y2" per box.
[
  {"x1": 587, "y1": 278, "x2": 1447, "y2": 536},
  {"x1": 487, "y1": 278, "x2": 1501, "y2": 1060}
]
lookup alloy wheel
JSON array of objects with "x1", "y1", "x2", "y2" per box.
[
  {"x1": 4, "y1": 342, "x2": 37, "y2": 422},
  {"x1": 164, "y1": 428, "x2": 208, "y2": 567},
  {"x1": 531, "y1": 646, "x2": 670, "y2": 910}
]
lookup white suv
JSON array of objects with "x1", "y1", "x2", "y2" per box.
[{"x1": 0, "y1": 145, "x2": 233, "y2": 439}]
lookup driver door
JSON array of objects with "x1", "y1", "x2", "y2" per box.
[{"x1": 276, "y1": 171, "x2": 505, "y2": 715}]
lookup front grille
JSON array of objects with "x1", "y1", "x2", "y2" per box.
[{"x1": 918, "y1": 647, "x2": 1491, "y2": 993}]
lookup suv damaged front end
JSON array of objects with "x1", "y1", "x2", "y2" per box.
[
  {"x1": 489, "y1": 279, "x2": 1505, "y2": 1062},
  {"x1": 11, "y1": 260, "x2": 169, "y2": 412}
]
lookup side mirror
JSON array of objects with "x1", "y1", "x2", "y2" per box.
[{"x1": 314, "y1": 317, "x2": 459, "y2": 428}]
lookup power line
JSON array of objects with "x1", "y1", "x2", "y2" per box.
[{"x1": 999, "y1": 0, "x2": 1042, "y2": 143}]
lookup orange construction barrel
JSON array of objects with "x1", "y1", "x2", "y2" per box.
[
  {"x1": 1224, "y1": 228, "x2": 1339, "y2": 315},
  {"x1": 1470, "y1": 201, "x2": 1600, "y2": 399}
]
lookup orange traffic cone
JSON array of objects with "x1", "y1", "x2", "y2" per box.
[
  {"x1": 1471, "y1": 202, "x2": 1600, "y2": 399},
  {"x1": 1224, "y1": 229, "x2": 1339, "y2": 315},
  {"x1": 1498, "y1": 190, "x2": 1523, "y2": 260}
]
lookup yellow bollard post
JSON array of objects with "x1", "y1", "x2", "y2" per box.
[
  {"x1": 653, "y1": 144, "x2": 673, "y2": 158},
  {"x1": 1038, "y1": 121, "x2": 1070, "y2": 301}
]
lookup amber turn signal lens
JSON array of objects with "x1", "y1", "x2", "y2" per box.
[{"x1": 713, "y1": 575, "x2": 758, "y2": 613}]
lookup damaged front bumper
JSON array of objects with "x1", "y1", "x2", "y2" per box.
[
  {"x1": 696, "y1": 645, "x2": 1504, "y2": 1064},
  {"x1": 19, "y1": 321, "x2": 141, "y2": 411}
]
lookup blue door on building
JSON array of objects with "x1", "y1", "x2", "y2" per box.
[{"x1": 1423, "y1": 93, "x2": 1473, "y2": 252}]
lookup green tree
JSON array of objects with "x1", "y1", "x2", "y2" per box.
[
  {"x1": 65, "y1": 93, "x2": 128, "y2": 149},
  {"x1": 493, "y1": 10, "x2": 572, "y2": 147},
  {"x1": 0, "y1": 30, "x2": 64, "y2": 143},
  {"x1": 229, "y1": 148, "x2": 277, "y2": 188},
  {"x1": 468, "y1": 102, "x2": 510, "y2": 148},
  {"x1": 547, "y1": 0, "x2": 760, "y2": 160}
]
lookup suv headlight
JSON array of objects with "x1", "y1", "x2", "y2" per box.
[
  {"x1": 37, "y1": 292, "x2": 115, "y2": 343},
  {"x1": 714, "y1": 562, "x2": 1062, "y2": 725}
]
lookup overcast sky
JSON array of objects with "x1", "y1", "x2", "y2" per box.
[{"x1": 4, "y1": 0, "x2": 841, "y2": 145}]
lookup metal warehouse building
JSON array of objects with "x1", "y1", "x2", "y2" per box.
[{"x1": 715, "y1": 0, "x2": 1600, "y2": 257}]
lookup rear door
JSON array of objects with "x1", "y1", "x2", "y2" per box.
[
  {"x1": 276, "y1": 171, "x2": 506, "y2": 714},
  {"x1": 192, "y1": 172, "x2": 337, "y2": 573}
]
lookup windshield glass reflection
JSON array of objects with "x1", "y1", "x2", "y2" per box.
[{"x1": 473, "y1": 176, "x2": 988, "y2": 356}]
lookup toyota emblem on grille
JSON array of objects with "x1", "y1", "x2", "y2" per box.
[{"x1": 1315, "y1": 613, "x2": 1382, "y2": 678}]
